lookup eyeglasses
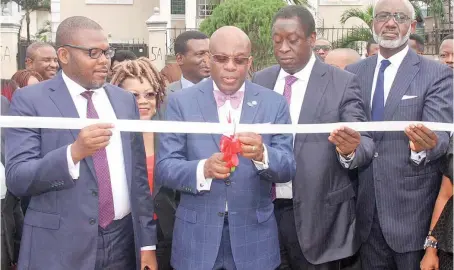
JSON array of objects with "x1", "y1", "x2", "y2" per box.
[
  {"x1": 60, "y1": 44, "x2": 115, "y2": 59},
  {"x1": 374, "y1": 12, "x2": 411, "y2": 24},
  {"x1": 130, "y1": 91, "x2": 157, "y2": 100},
  {"x1": 211, "y1": 54, "x2": 250, "y2": 66},
  {"x1": 314, "y1": 45, "x2": 331, "y2": 51}
]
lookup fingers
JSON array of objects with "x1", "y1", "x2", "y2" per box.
[
  {"x1": 405, "y1": 127, "x2": 432, "y2": 150},
  {"x1": 86, "y1": 123, "x2": 114, "y2": 131}
]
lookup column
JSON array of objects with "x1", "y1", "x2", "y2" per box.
[
  {"x1": 50, "y1": 0, "x2": 61, "y2": 42},
  {"x1": 0, "y1": 16, "x2": 21, "y2": 79},
  {"x1": 159, "y1": 0, "x2": 171, "y2": 57},
  {"x1": 185, "y1": 0, "x2": 197, "y2": 29},
  {"x1": 146, "y1": 7, "x2": 168, "y2": 71}
]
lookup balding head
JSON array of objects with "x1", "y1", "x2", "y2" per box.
[
  {"x1": 210, "y1": 26, "x2": 251, "y2": 54},
  {"x1": 56, "y1": 16, "x2": 103, "y2": 48},
  {"x1": 209, "y1": 26, "x2": 252, "y2": 95},
  {"x1": 25, "y1": 42, "x2": 58, "y2": 80},
  {"x1": 324, "y1": 48, "x2": 361, "y2": 70}
]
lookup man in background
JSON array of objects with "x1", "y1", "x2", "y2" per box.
[
  {"x1": 439, "y1": 35, "x2": 453, "y2": 69},
  {"x1": 409, "y1": 33, "x2": 425, "y2": 54},
  {"x1": 325, "y1": 48, "x2": 361, "y2": 70},
  {"x1": 108, "y1": 50, "x2": 138, "y2": 82},
  {"x1": 313, "y1": 38, "x2": 332, "y2": 61},
  {"x1": 25, "y1": 42, "x2": 59, "y2": 80},
  {"x1": 366, "y1": 39, "x2": 379, "y2": 57}
]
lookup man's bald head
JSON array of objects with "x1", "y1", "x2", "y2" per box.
[
  {"x1": 209, "y1": 26, "x2": 251, "y2": 54},
  {"x1": 56, "y1": 16, "x2": 103, "y2": 48},
  {"x1": 208, "y1": 26, "x2": 252, "y2": 95},
  {"x1": 324, "y1": 48, "x2": 361, "y2": 70}
]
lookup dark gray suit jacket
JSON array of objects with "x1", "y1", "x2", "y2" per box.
[
  {"x1": 1, "y1": 96, "x2": 9, "y2": 164},
  {"x1": 253, "y1": 61, "x2": 374, "y2": 264},
  {"x1": 345, "y1": 49, "x2": 453, "y2": 253},
  {"x1": 5, "y1": 73, "x2": 157, "y2": 269}
]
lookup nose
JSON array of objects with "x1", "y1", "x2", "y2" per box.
[
  {"x1": 224, "y1": 58, "x2": 237, "y2": 71},
  {"x1": 50, "y1": 60, "x2": 58, "y2": 69},
  {"x1": 317, "y1": 48, "x2": 325, "y2": 54},
  {"x1": 279, "y1": 40, "x2": 291, "y2": 54},
  {"x1": 447, "y1": 54, "x2": 453, "y2": 63}
]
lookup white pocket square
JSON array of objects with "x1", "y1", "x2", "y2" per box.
[{"x1": 402, "y1": 95, "x2": 418, "y2": 100}]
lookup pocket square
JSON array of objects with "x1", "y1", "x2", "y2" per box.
[{"x1": 402, "y1": 95, "x2": 418, "y2": 100}]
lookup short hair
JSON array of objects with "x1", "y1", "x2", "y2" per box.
[
  {"x1": 410, "y1": 34, "x2": 425, "y2": 50},
  {"x1": 174, "y1": 31, "x2": 209, "y2": 55},
  {"x1": 25, "y1": 42, "x2": 55, "y2": 59},
  {"x1": 442, "y1": 34, "x2": 454, "y2": 42},
  {"x1": 374, "y1": 0, "x2": 415, "y2": 20},
  {"x1": 366, "y1": 39, "x2": 377, "y2": 53},
  {"x1": 11, "y1": 69, "x2": 44, "y2": 88},
  {"x1": 110, "y1": 57, "x2": 166, "y2": 109},
  {"x1": 56, "y1": 16, "x2": 103, "y2": 48},
  {"x1": 111, "y1": 50, "x2": 137, "y2": 64},
  {"x1": 272, "y1": 5, "x2": 315, "y2": 38}
]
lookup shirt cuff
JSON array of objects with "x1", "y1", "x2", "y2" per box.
[
  {"x1": 338, "y1": 151, "x2": 355, "y2": 169},
  {"x1": 140, "y1": 246, "x2": 157, "y2": 251},
  {"x1": 67, "y1": 145, "x2": 80, "y2": 179},
  {"x1": 253, "y1": 144, "x2": 269, "y2": 170},
  {"x1": 196, "y1": 159, "x2": 213, "y2": 191},
  {"x1": 410, "y1": 150, "x2": 426, "y2": 165}
]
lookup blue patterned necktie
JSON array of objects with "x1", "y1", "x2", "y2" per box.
[{"x1": 371, "y1": 59, "x2": 391, "y2": 121}]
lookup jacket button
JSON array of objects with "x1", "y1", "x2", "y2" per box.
[
  {"x1": 374, "y1": 152, "x2": 379, "y2": 158},
  {"x1": 218, "y1": 212, "x2": 224, "y2": 217},
  {"x1": 92, "y1": 190, "x2": 98, "y2": 197},
  {"x1": 89, "y1": 218, "x2": 96, "y2": 225},
  {"x1": 225, "y1": 180, "x2": 231, "y2": 186}
]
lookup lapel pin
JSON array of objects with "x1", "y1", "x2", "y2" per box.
[{"x1": 247, "y1": 101, "x2": 257, "y2": 107}]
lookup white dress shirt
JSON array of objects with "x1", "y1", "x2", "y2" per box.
[
  {"x1": 272, "y1": 53, "x2": 316, "y2": 199},
  {"x1": 196, "y1": 81, "x2": 269, "y2": 210},
  {"x1": 0, "y1": 162, "x2": 5, "y2": 200},
  {"x1": 62, "y1": 72, "x2": 155, "y2": 250},
  {"x1": 372, "y1": 46, "x2": 425, "y2": 164}
]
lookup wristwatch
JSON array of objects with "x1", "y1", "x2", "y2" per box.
[{"x1": 423, "y1": 236, "x2": 438, "y2": 250}]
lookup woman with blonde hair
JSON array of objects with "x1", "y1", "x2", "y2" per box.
[{"x1": 111, "y1": 57, "x2": 174, "y2": 270}]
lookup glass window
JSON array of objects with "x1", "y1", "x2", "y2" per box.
[{"x1": 171, "y1": 0, "x2": 185, "y2": 15}]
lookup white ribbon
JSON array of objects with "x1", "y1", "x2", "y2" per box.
[{"x1": 0, "y1": 116, "x2": 452, "y2": 134}]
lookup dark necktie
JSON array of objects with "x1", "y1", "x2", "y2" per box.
[
  {"x1": 272, "y1": 75, "x2": 298, "y2": 200},
  {"x1": 81, "y1": 91, "x2": 115, "y2": 229},
  {"x1": 371, "y1": 59, "x2": 391, "y2": 121}
]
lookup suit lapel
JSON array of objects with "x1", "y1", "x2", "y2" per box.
[
  {"x1": 295, "y1": 61, "x2": 329, "y2": 157},
  {"x1": 48, "y1": 73, "x2": 80, "y2": 141},
  {"x1": 104, "y1": 85, "x2": 133, "y2": 186},
  {"x1": 196, "y1": 79, "x2": 221, "y2": 150},
  {"x1": 362, "y1": 56, "x2": 378, "y2": 113},
  {"x1": 263, "y1": 65, "x2": 281, "y2": 90},
  {"x1": 240, "y1": 81, "x2": 260, "y2": 124}
]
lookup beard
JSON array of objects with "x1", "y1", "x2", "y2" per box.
[{"x1": 373, "y1": 25, "x2": 411, "y2": 49}]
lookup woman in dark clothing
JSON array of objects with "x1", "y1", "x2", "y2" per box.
[{"x1": 420, "y1": 138, "x2": 453, "y2": 270}]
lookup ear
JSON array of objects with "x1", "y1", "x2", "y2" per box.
[
  {"x1": 176, "y1": 53, "x2": 184, "y2": 66},
  {"x1": 57, "y1": 47, "x2": 69, "y2": 65},
  {"x1": 309, "y1": 32, "x2": 317, "y2": 48},
  {"x1": 25, "y1": 58, "x2": 33, "y2": 69},
  {"x1": 247, "y1": 56, "x2": 253, "y2": 72},
  {"x1": 410, "y1": 20, "x2": 417, "y2": 34}
]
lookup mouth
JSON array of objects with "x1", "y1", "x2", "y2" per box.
[
  {"x1": 279, "y1": 57, "x2": 294, "y2": 65},
  {"x1": 139, "y1": 107, "x2": 151, "y2": 114},
  {"x1": 381, "y1": 32, "x2": 399, "y2": 39},
  {"x1": 221, "y1": 77, "x2": 237, "y2": 84},
  {"x1": 94, "y1": 69, "x2": 108, "y2": 77}
]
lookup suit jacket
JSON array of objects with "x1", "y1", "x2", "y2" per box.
[
  {"x1": 253, "y1": 61, "x2": 374, "y2": 264},
  {"x1": 1, "y1": 96, "x2": 9, "y2": 164},
  {"x1": 156, "y1": 79, "x2": 296, "y2": 270},
  {"x1": 5, "y1": 73, "x2": 157, "y2": 270},
  {"x1": 345, "y1": 49, "x2": 453, "y2": 253}
]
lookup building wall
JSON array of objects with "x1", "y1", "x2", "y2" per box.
[
  {"x1": 59, "y1": 0, "x2": 159, "y2": 43},
  {"x1": 20, "y1": 10, "x2": 51, "y2": 40}
]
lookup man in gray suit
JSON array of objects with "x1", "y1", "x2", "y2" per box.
[
  {"x1": 253, "y1": 5, "x2": 374, "y2": 270},
  {"x1": 345, "y1": 0, "x2": 453, "y2": 269},
  {"x1": 5, "y1": 16, "x2": 157, "y2": 270},
  {"x1": 166, "y1": 30, "x2": 210, "y2": 94}
]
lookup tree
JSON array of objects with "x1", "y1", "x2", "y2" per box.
[
  {"x1": 1, "y1": 0, "x2": 50, "y2": 42},
  {"x1": 199, "y1": 0, "x2": 286, "y2": 73}
]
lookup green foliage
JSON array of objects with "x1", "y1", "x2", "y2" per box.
[
  {"x1": 340, "y1": 5, "x2": 374, "y2": 28},
  {"x1": 199, "y1": 0, "x2": 286, "y2": 72}
]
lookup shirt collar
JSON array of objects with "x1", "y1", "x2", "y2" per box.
[
  {"x1": 277, "y1": 52, "x2": 316, "y2": 82},
  {"x1": 377, "y1": 45, "x2": 409, "y2": 69},
  {"x1": 62, "y1": 71, "x2": 104, "y2": 97},
  {"x1": 181, "y1": 76, "x2": 208, "y2": 89},
  {"x1": 213, "y1": 80, "x2": 245, "y2": 93}
]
